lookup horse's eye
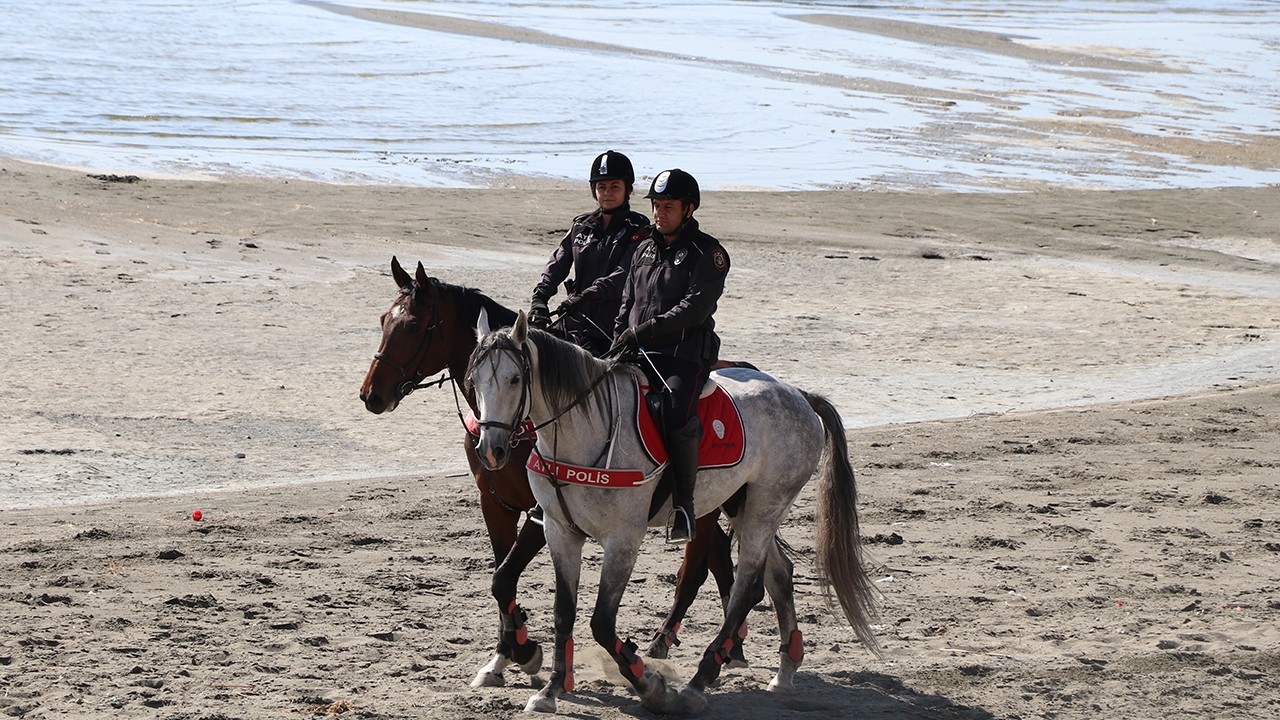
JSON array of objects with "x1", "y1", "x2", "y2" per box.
[
  {"x1": 408, "y1": 322, "x2": 420, "y2": 333},
  {"x1": 508, "y1": 375, "x2": 520, "y2": 386}
]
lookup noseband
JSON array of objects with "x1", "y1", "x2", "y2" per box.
[{"x1": 371, "y1": 282, "x2": 445, "y2": 400}]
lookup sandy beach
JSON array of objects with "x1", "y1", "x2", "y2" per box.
[{"x1": 2, "y1": 158, "x2": 1279, "y2": 718}]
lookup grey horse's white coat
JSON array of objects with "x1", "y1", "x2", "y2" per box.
[{"x1": 468, "y1": 310, "x2": 877, "y2": 715}]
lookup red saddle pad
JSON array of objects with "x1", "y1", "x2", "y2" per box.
[{"x1": 636, "y1": 380, "x2": 745, "y2": 470}]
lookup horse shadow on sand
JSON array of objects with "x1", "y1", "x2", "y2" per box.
[{"x1": 539, "y1": 666, "x2": 997, "y2": 720}]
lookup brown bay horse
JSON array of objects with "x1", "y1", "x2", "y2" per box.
[{"x1": 358, "y1": 257, "x2": 741, "y2": 687}]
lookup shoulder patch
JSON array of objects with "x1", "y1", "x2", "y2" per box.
[{"x1": 712, "y1": 248, "x2": 729, "y2": 272}]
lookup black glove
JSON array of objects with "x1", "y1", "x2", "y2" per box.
[
  {"x1": 528, "y1": 301, "x2": 550, "y2": 329},
  {"x1": 555, "y1": 293, "x2": 584, "y2": 316},
  {"x1": 604, "y1": 326, "x2": 641, "y2": 360},
  {"x1": 606, "y1": 318, "x2": 659, "y2": 359}
]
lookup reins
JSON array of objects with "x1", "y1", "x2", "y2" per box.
[
  {"x1": 470, "y1": 332, "x2": 630, "y2": 535},
  {"x1": 471, "y1": 337, "x2": 615, "y2": 447}
]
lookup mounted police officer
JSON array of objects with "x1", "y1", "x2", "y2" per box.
[
  {"x1": 529, "y1": 150, "x2": 651, "y2": 356},
  {"x1": 607, "y1": 168, "x2": 729, "y2": 544},
  {"x1": 526, "y1": 150, "x2": 650, "y2": 526}
]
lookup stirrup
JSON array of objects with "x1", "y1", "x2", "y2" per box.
[
  {"x1": 528, "y1": 504, "x2": 545, "y2": 526},
  {"x1": 666, "y1": 507, "x2": 695, "y2": 544}
]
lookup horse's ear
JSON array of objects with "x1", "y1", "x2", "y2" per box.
[
  {"x1": 476, "y1": 307, "x2": 492, "y2": 340},
  {"x1": 414, "y1": 262, "x2": 436, "y2": 301},
  {"x1": 391, "y1": 256, "x2": 411, "y2": 290},
  {"x1": 512, "y1": 309, "x2": 529, "y2": 345}
]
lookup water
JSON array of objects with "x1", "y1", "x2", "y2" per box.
[{"x1": 1, "y1": 0, "x2": 1277, "y2": 190}]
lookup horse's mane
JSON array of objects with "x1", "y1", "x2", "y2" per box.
[
  {"x1": 467, "y1": 324, "x2": 637, "y2": 414},
  {"x1": 525, "y1": 329, "x2": 610, "y2": 411},
  {"x1": 419, "y1": 278, "x2": 518, "y2": 333}
]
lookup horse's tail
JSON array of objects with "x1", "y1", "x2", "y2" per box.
[{"x1": 802, "y1": 389, "x2": 881, "y2": 656}]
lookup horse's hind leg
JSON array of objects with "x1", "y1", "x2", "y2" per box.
[
  {"x1": 683, "y1": 529, "x2": 771, "y2": 705},
  {"x1": 647, "y1": 511, "x2": 715, "y2": 658},
  {"x1": 763, "y1": 538, "x2": 802, "y2": 693},
  {"x1": 709, "y1": 524, "x2": 750, "y2": 668},
  {"x1": 647, "y1": 511, "x2": 748, "y2": 665}
]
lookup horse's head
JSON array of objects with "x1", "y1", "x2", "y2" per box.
[
  {"x1": 466, "y1": 309, "x2": 535, "y2": 470},
  {"x1": 467, "y1": 309, "x2": 621, "y2": 471},
  {"x1": 359, "y1": 256, "x2": 451, "y2": 414}
]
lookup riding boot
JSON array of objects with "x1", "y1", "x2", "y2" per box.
[{"x1": 665, "y1": 416, "x2": 701, "y2": 544}]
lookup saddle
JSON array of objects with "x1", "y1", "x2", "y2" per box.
[
  {"x1": 635, "y1": 379, "x2": 745, "y2": 470},
  {"x1": 492, "y1": 375, "x2": 746, "y2": 491}
]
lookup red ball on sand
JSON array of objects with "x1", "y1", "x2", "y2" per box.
[{"x1": 192, "y1": 510, "x2": 203, "y2": 521}]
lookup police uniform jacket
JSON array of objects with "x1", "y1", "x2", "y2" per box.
[
  {"x1": 614, "y1": 217, "x2": 730, "y2": 367},
  {"x1": 532, "y1": 206, "x2": 650, "y2": 351}
]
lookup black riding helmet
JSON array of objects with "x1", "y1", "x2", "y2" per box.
[
  {"x1": 590, "y1": 150, "x2": 635, "y2": 188},
  {"x1": 644, "y1": 168, "x2": 700, "y2": 211}
]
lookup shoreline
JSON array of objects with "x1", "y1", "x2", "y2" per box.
[{"x1": 2, "y1": 157, "x2": 1279, "y2": 509}]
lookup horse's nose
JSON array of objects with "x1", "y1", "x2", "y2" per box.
[
  {"x1": 478, "y1": 439, "x2": 509, "y2": 470},
  {"x1": 490, "y1": 444, "x2": 509, "y2": 468},
  {"x1": 363, "y1": 393, "x2": 385, "y2": 414}
]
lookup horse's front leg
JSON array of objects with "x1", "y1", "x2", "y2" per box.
[
  {"x1": 470, "y1": 476, "x2": 543, "y2": 688},
  {"x1": 525, "y1": 528, "x2": 585, "y2": 714},
  {"x1": 473, "y1": 508, "x2": 547, "y2": 687},
  {"x1": 591, "y1": 537, "x2": 689, "y2": 714}
]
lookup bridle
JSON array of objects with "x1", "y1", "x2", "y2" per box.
[
  {"x1": 470, "y1": 341, "x2": 535, "y2": 446},
  {"x1": 469, "y1": 334, "x2": 615, "y2": 449},
  {"x1": 470, "y1": 332, "x2": 625, "y2": 533},
  {"x1": 371, "y1": 281, "x2": 446, "y2": 400}
]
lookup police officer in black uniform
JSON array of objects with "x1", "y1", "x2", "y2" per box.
[
  {"x1": 526, "y1": 150, "x2": 650, "y2": 526},
  {"x1": 607, "y1": 168, "x2": 730, "y2": 544},
  {"x1": 529, "y1": 150, "x2": 651, "y2": 356}
]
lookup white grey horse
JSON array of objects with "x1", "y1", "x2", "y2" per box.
[{"x1": 467, "y1": 310, "x2": 878, "y2": 714}]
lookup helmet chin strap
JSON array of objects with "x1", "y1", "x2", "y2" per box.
[
  {"x1": 599, "y1": 199, "x2": 629, "y2": 216},
  {"x1": 663, "y1": 204, "x2": 694, "y2": 237}
]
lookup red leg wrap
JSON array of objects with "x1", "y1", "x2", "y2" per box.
[
  {"x1": 665, "y1": 617, "x2": 686, "y2": 645},
  {"x1": 737, "y1": 621, "x2": 748, "y2": 640},
  {"x1": 503, "y1": 600, "x2": 530, "y2": 646},
  {"x1": 614, "y1": 638, "x2": 646, "y2": 681},
  {"x1": 713, "y1": 636, "x2": 735, "y2": 665},
  {"x1": 564, "y1": 637, "x2": 575, "y2": 693},
  {"x1": 787, "y1": 629, "x2": 804, "y2": 663}
]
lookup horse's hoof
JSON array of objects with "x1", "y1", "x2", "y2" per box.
[
  {"x1": 638, "y1": 672, "x2": 672, "y2": 713},
  {"x1": 646, "y1": 638, "x2": 670, "y2": 660},
  {"x1": 471, "y1": 670, "x2": 505, "y2": 688},
  {"x1": 518, "y1": 643, "x2": 544, "y2": 676},
  {"x1": 725, "y1": 657, "x2": 748, "y2": 669},
  {"x1": 524, "y1": 693, "x2": 556, "y2": 714},
  {"x1": 676, "y1": 685, "x2": 710, "y2": 715},
  {"x1": 766, "y1": 676, "x2": 795, "y2": 694}
]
